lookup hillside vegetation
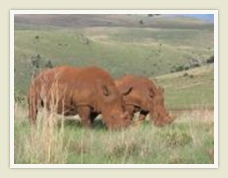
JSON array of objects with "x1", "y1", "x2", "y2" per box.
[
  {"x1": 14, "y1": 14, "x2": 214, "y2": 96},
  {"x1": 155, "y1": 64, "x2": 214, "y2": 110}
]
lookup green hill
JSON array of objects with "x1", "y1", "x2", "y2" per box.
[
  {"x1": 155, "y1": 64, "x2": 214, "y2": 110},
  {"x1": 14, "y1": 14, "x2": 214, "y2": 97}
]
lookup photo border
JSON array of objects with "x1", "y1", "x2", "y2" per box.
[{"x1": 10, "y1": 9, "x2": 218, "y2": 169}]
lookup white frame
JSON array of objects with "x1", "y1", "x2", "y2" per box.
[{"x1": 10, "y1": 10, "x2": 218, "y2": 168}]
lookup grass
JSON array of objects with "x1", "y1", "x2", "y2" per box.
[
  {"x1": 14, "y1": 104, "x2": 214, "y2": 164},
  {"x1": 155, "y1": 64, "x2": 214, "y2": 109}
]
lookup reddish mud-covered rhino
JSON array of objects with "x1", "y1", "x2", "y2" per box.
[
  {"x1": 27, "y1": 66, "x2": 131, "y2": 129},
  {"x1": 115, "y1": 74, "x2": 174, "y2": 126}
]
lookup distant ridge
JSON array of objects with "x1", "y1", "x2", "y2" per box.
[
  {"x1": 14, "y1": 14, "x2": 213, "y2": 29},
  {"x1": 170, "y1": 14, "x2": 214, "y2": 23}
]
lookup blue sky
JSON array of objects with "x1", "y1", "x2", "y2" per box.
[{"x1": 175, "y1": 14, "x2": 214, "y2": 23}]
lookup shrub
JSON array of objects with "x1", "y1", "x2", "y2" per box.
[{"x1": 206, "y1": 56, "x2": 214, "y2": 64}]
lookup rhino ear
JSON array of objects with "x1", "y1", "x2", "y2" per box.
[
  {"x1": 121, "y1": 86, "x2": 132, "y2": 96},
  {"x1": 96, "y1": 79, "x2": 110, "y2": 96},
  {"x1": 102, "y1": 85, "x2": 110, "y2": 96}
]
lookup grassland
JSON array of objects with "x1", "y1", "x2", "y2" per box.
[
  {"x1": 14, "y1": 14, "x2": 214, "y2": 95},
  {"x1": 13, "y1": 14, "x2": 215, "y2": 165},
  {"x1": 155, "y1": 64, "x2": 214, "y2": 110},
  {"x1": 14, "y1": 104, "x2": 214, "y2": 164},
  {"x1": 14, "y1": 64, "x2": 214, "y2": 164}
]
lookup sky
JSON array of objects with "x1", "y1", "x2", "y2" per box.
[{"x1": 175, "y1": 14, "x2": 214, "y2": 23}]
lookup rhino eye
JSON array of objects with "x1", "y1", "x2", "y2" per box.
[{"x1": 148, "y1": 88, "x2": 154, "y2": 98}]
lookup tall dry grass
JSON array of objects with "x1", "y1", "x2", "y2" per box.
[
  {"x1": 15, "y1": 79, "x2": 71, "y2": 164},
  {"x1": 15, "y1": 103, "x2": 70, "y2": 164}
]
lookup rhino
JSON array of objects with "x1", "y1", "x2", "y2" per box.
[
  {"x1": 27, "y1": 66, "x2": 131, "y2": 129},
  {"x1": 115, "y1": 74, "x2": 174, "y2": 126}
]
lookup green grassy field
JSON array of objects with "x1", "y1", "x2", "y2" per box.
[
  {"x1": 155, "y1": 64, "x2": 214, "y2": 110},
  {"x1": 14, "y1": 64, "x2": 214, "y2": 164},
  {"x1": 14, "y1": 104, "x2": 214, "y2": 164},
  {"x1": 14, "y1": 14, "x2": 215, "y2": 165}
]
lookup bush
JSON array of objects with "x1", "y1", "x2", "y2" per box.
[
  {"x1": 171, "y1": 65, "x2": 185, "y2": 72},
  {"x1": 45, "y1": 60, "x2": 54, "y2": 68},
  {"x1": 189, "y1": 58, "x2": 201, "y2": 68},
  {"x1": 206, "y1": 56, "x2": 214, "y2": 64},
  {"x1": 31, "y1": 54, "x2": 41, "y2": 69}
]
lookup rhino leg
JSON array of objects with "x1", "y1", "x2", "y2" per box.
[
  {"x1": 138, "y1": 110, "x2": 149, "y2": 121},
  {"x1": 28, "y1": 104, "x2": 38, "y2": 125},
  {"x1": 77, "y1": 106, "x2": 92, "y2": 128}
]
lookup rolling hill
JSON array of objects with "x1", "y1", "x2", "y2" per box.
[
  {"x1": 14, "y1": 14, "x2": 213, "y2": 29},
  {"x1": 14, "y1": 14, "x2": 214, "y2": 100},
  {"x1": 155, "y1": 64, "x2": 214, "y2": 109}
]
